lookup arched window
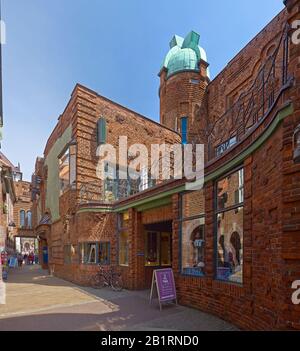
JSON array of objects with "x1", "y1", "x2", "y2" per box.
[
  {"x1": 26, "y1": 211, "x2": 32, "y2": 229},
  {"x1": 20, "y1": 210, "x2": 25, "y2": 228}
]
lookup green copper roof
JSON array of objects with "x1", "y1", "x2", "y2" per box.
[{"x1": 161, "y1": 30, "x2": 209, "y2": 78}]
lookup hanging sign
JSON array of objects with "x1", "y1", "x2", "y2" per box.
[{"x1": 149, "y1": 268, "x2": 177, "y2": 310}]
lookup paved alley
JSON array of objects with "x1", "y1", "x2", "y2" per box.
[{"x1": 0, "y1": 265, "x2": 238, "y2": 331}]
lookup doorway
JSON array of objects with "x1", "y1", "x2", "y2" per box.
[{"x1": 143, "y1": 220, "x2": 172, "y2": 287}]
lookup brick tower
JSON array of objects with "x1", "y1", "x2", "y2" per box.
[{"x1": 159, "y1": 31, "x2": 210, "y2": 143}]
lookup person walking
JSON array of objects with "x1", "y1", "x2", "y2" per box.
[{"x1": 17, "y1": 253, "x2": 23, "y2": 267}]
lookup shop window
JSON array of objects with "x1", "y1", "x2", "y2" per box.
[
  {"x1": 180, "y1": 190, "x2": 205, "y2": 277},
  {"x1": 99, "y1": 242, "x2": 110, "y2": 265},
  {"x1": 216, "y1": 168, "x2": 244, "y2": 284}
]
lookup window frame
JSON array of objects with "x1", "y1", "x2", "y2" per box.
[
  {"x1": 79, "y1": 241, "x2": 111, "y2": 265},
  {"x1": 214, "y1": 166, "x2": 244, "y2": 285},
  {"x1": 180, "y1": 117, "x2": 188, "y2": 145},
  {"x1": 19, "y1": 209, "x2": 26, "y2": 229},
  {"x1": 179, "y1": 191, "x2": 206, "y2": 278}
]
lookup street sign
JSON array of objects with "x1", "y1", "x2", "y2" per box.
[{"x1": 149, "y1": 268, "x2": 177, "y2": 310}]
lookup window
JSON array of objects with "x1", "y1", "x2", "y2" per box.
[
  {"x1": 118, "y1": 213, "x2": 129, "y2": 266},
  {"x1": 119, "y1": 232, "x2": 129, "y2": 266},
  {"x1": 20, "y1": 210, "x2": 25, "y2": 228},
  {"x1": 97, "y1": 117, "x2": 107, "y2": 145},
  {"x1": 80, "y1": 243, "x2": 97, "y2": 264},
  {"x1": 180, "y1": 190, "x2": 205, "y2": 276},
  {"x1": 216, "y1": 168, "x2": 244, "y2": 284},
  {"x1": 180, "y1": 117, "x2": 188, "y2": 144},
  {"x1": 99, "y1": 242, "x2": 110, "y2": 265},
  {"x1": 59, "y1": 149, "x2": 70, "y2": 194},
  {"x1": 26, "y1": 211, "x2": 32, "y2": 229},
  {"x1": 79, "y1": 242, "x2": 110, "y2": 265},
  {"x1": 59, "y1": 144, "x2": 76, "y2": 195}
]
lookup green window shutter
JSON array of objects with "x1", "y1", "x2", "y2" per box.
[{"x1": 97, "y1": 117, "x2": 106, "y2": 145}]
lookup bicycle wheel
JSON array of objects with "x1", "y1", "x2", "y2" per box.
[
  {"x1": 90, "y1": 273, "x2": 105, "y2": 289},
  {"x1": 111, "y1": 273, "x2": 123, "y2": 291}
]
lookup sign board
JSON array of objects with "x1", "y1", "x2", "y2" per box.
[{"x1": 149, "y1": 268, "x2": 177, "y2": 310}]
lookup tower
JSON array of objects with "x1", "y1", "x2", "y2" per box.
[{"x1": 159, "y1": 31, "x2": 210, "y2": 143}]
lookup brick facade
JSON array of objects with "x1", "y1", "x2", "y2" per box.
[{"x1": 31, "y1": 1, "x2": 300, "y2": 330}]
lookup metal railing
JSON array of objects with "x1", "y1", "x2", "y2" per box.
[
  {"x1": 207, "y1": 24, "x2": 291, "y2": 160},
  {"x1": 78, "y1": 177, "x2": 157, "y2": 205}
]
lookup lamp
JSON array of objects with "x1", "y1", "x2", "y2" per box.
[{"x1": 293, "y1": 124, "x2": 300, "y2": 164}]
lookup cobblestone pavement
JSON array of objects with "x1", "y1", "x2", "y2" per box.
[{"x1": 0, "y1": 265, "x2": 239, "y2": 331}]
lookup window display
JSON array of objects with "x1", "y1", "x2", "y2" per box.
[
  {"x1": 180, "y1": 190, "x2": 205, "y2": 276},
  {"x1": 216, "y1": 168, "x2": 244, "y2": 284},
  {"x1": 181, "y1": 218, "x2": 205, "y2": 276}
]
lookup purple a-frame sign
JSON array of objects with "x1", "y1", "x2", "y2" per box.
[{"x1": 149, "y1": 268, "x2": 177, "y2": 310}]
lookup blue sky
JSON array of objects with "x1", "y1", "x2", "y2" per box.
[{"x1": 2, "y1": 0, "x2": 284, "y2": 180}]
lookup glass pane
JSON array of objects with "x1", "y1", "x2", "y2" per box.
[
  {"x1": 119, "y1": 232, "x2": 129, "y2": 266},
  {"x1": 145, "y1": 232, "x2": 160, "y2": 266},
  {"x1": 86, "y1": 243, "x2": 97, "y2": 264},
  {"x1": 182, "y1": 190, "x2": 205, "y2": 218},
  {"x1": 59, "y1": 149, "x2": 70, "y2": 194},
  {"x1": 160, "y1": 233, "x2": 171, "y2": 266},
  {"x1": 119, "y1": 212, "x2": 129, "y2": 229},
  {"x1": 181, "y1": 218, "x2": 205, "y2": 276},
  {"x1": 217, "y1": 169, "x2": 244, "y2": 211},
  {"x1": 181, "y1": 117, "x2": 188, "y2": 144},
  {"x1": 216, "y1": 207, "x2": 243, "y2": 284},
  {"x1": 69, "y1": 145, "x2": 76, "y2": 186}
]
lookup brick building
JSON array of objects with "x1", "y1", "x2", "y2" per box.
[
  {"x1": 32, "y1": 0, "x2": 300, "y2": 330},
  {"x1": 0, "y1": 152, "x2": 16, "y2": 254}
]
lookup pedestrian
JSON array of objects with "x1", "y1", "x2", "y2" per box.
[
  {"x1": 29, "y1": 252, "x2": 34, "y2": 265},
  {"x1": 17, "y1": 253, "x2": 23, "y2": 267}
]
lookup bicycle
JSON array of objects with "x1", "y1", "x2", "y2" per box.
[{"x1": 90, "y1": 264, "x2": 123, "y2": 291}]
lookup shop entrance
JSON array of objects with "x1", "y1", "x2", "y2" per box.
[{"x1": 143, "y1": 220, "x2": 172, "y2": 288}]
